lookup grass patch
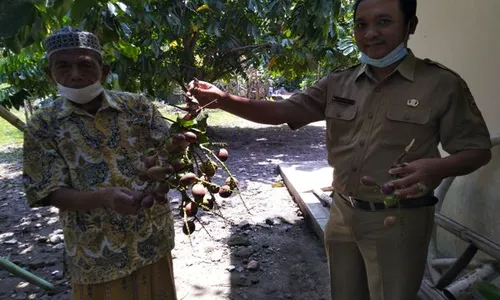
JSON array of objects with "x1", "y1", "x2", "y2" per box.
[
  {"x1": 0, "y1": 105, "x2": 245, "y2": 148},
  {"x1": 0, "y1": 108, "x2": 25, "y2": 147},
  {"x1": 157, "y1": 106, "x2": 245, "y2": 127}
]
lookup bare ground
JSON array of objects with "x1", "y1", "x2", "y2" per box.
[{"x1": 0, "y1": 114, "x2": 331, "y2": 300}]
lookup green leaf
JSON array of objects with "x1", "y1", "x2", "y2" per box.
[
  {"x1": 71, "y1": 0, "x2": 98, "y2": 21},
  {"x1": 0, "y1": 0, "x2": 37, "y2": 39},
  {"x1": 30, "y1": 16, "x2": 45, "y2": 41},
  {"x1": 475, "y1": 283, "x2": 500, "y2": 300},
  {"x1": 8, "y1": 89, "x2": 30, "y2": 110},
  {"x1": 53, "y1": 0, "x2": 73, "y2": 17},
  {"x1": 332, "y1": 0, "x2": 342, "y2": 18},
  {"x1": 151, "y1": 40, "x2": 160, "y2": 59},
  {"x1": 196, "y1": 4, "x2": 210, "y2": 13},
  {"x1": 115, "y1": 2, "x2": 128, "y2": 12},
  {"x1": 197, "y1": 134, "x2": 209, "y2": 145},
  {"x1": 116, "y1": 42, "x2": 140, "y2": 61},
  {"x1": 107, "y1": 2, "x2": 118, "y2": 16}
]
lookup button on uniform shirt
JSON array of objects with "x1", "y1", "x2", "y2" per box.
[
  {"x1": 22, "y1": 91, "x2": 175, "y2": 285},
  {"x1": 281, "y1": 51, "x2": 492, "y2": 201}
]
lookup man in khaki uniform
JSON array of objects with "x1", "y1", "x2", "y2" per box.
[{"x1": 187, "y1": 0, "x2": 492, "y2": 299}]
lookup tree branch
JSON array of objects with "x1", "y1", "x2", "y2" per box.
[{"x1": 206, "y1": 43, "x2": 272, "y2": 57}]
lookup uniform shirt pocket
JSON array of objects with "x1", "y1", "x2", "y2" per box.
[
  {"x1": 325, "y1": 100, "x2": 358, "y2": 145},
  {"x1": 381, "y1": 104, "x2": 432, "y2": 147}
]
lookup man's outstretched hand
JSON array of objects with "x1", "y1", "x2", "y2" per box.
[{"x1": 186, "y1": 79, "x2": 224, "y2": 109}]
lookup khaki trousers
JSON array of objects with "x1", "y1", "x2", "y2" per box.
[{"x1": 324, "y1": 192, "x2": 434, "y2": 300}]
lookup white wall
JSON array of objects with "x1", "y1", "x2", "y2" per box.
[
  {"x1": 408, "y1": 0, "x2": 500, "y2": 258},
  {"x1": 409, "y1": 0, "x2": 500, "y2": 136}
]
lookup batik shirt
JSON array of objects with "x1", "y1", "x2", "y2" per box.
[{"x1": 22, "y1": 90, "x2": 175, "y2": 285}]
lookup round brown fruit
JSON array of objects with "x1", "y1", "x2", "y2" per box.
[
  {"x1": 217, "y1": 148, "x2": 229, "y2": 162},
  {"x1": 360, "y1": 176, "x2": 378, "y2": 187},
  {"x1": 172, "y1": 133, "x2": 186, "y2": 142},
  {"x1": 143, "y1": 154, "x2": 158, "y2": 168},
  {"x1": 165, "y1": 138, "x2": 177, "y2": 152},
  {"x1": 191, "y1": 183, "x2": 206, "y2": 202},
  {"x1": 156, "y1": 182, "x2": 170, "y2": 194},
  {"x1": 381, "y1": 183, "x2": 395, "y2": 195},
  {"x1": 154, "y1": 192, "x2": 166, "y2": 203},
  {"x1": 179, "y1": 172, "x2": 197, "y2": 186},
  {"x1": 147, "y1": 166, "x2": 172, "y2": 181},
  {"x1": 141, "y1": 194, "x2": 154, "y2": 209},
  {"x1": 179, "y1": 140, "x2": 191, "y2": 149},
  {"x1": 219, "y1": 185, "x2": 232, "y2": 198},
  {"x1": 384, "y1": 216, "x2": 397, "y2": 229},
  {"x1": 184, "y1": 201, "x2": 198, "y2": 217},
  {"x1": 171, "y1": 159, "x2": 186, "y2": 172},
  {"x1": 182, "y1": 220, "x2": 196, "y2": 235},
  {"x1": 183, "y1": 131, "x2": 197, "y2": 143},
  {"x1": 138, "y1": 170, "x2": 150, "y2": 181},
  {"x1": 171, "y1": 134, "x2": 190, "y2": 150}
]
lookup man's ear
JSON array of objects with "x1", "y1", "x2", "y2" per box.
[
  {"x1": 409, "y1": 16, "x2": 418, "y2": 35},
  {"x1": 101, "y1": 64, "x2": 111, "y2": 84}
]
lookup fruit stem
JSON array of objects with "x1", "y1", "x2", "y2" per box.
[
  {"x1": 161, "y1": 116, "x2": 177, "y2": 124},
  {"x1": 189, "y1": 147, "x2": 202, "y2": 177},
  {"x1": 394, "y1": 138, "x2": 415, "y2": 165},
  {"x1": 199, "y1": 200, "x2": 229, "y2": 224},
  {"x1": 194, "y1": 216, "x2": 215, "y2": 240},
  {"x1": 182, "y1": 210, "x2": 194, "y2": 248},
  {"x1": 170, "y1": 104, "x2": 191, "y2": 112},
  {"x1": 199, "y1": 144, "x2": 252, "y2": 214},
  {"x1": 200, "y1": 99, "x2": 218, "y2": 110}
]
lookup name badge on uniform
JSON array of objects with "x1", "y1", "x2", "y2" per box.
[
  {"x1": 332, "y1": 96, "x2": 356, "y2": 106},
  {"x1": 407, "y1": 99, "x2": 419, "y2": 107}
]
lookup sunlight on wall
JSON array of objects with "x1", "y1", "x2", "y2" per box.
[{"x1": 408, "y1": 0, "x2": 500, "y2": 258}]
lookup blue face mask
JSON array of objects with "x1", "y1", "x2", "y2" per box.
[{"x1": 359, "y1": 42, "x2": 408, "y2": 68}]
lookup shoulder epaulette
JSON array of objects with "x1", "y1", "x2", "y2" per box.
[
  {"x1": 422, "y1": 58, "x2": 462, "y2": 79},
  {"x1": 330, "y1": 63, "x2": 361, "y2": 74}
]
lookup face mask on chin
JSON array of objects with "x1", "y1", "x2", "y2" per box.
[
  {"x1": 358, "y1": 42, "x2": 408, "y2": 68},
  {"x1": 57, "y1": 81, "x2": 104, "y2": 104},
  {"x1": 358, "y1": 23, "x2": 412, "y2": 68}
]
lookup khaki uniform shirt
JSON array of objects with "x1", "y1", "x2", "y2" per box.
[
  {"x1": 23, "y1": 91, "x2": 175, "y2": 284},
  {"x1": 281, "y1": 50, "x2": 492, "y2": 201}
]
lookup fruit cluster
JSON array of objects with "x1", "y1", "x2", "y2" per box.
[
  {"x1": 359, "y1": 138, "x2": 416, "y2": 228},
  {"x1": 136, "y1": 79, "x2": 244, "y2": 237}
]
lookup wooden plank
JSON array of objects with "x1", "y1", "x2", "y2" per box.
[{"x1": 278, "y1": 161, "x2": 332, "y2": 242}]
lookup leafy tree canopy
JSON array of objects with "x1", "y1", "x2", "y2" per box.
[{"x1": 0, "y1": 0, "x2": 358, "y2": 110}]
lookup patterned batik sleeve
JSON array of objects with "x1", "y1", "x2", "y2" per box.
[
  {"x1": 148, "y1": 100, "x2": 170, "y2": 144},
  {"x1": 22, "y1": 117, "x2": 71, "y2": 207}
]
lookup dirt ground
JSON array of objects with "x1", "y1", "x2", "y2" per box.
[{"x1": 0, "y1": 113, "x2": 332, "y2": 300}]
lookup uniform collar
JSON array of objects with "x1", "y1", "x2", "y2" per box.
[
  {"x1": 56, "y1": 90, "x2": 122, "y2": 119},
  {"x1": 355, "y1": 49, "x2": 417, "y2": 82}
]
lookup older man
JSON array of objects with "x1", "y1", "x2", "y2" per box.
[
  {"x1": 187, "y1": 0, "x2": 492, "y2": 299},
  {"x1": 22, "y1": 27, "x2": 178, "y2": 299}
]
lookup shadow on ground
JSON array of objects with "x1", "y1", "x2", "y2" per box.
[
  {"x1": 207, "y1": 123, "x2": 328, "y2": 185},
  {"x1": 0, "y1": 122, "x2": 332, "y2": 300}
]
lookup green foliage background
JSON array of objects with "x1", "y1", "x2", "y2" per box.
[{"x1": 0, "y1": 0, "x2": 358, "y2": 109}]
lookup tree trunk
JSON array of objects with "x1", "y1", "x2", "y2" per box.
[
  {"x1": 26, "y1": 98, "x2": 34, "y2": 116},
  {"x1": 24, "y1": 100, "x2": 30, "y2": 122}
]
